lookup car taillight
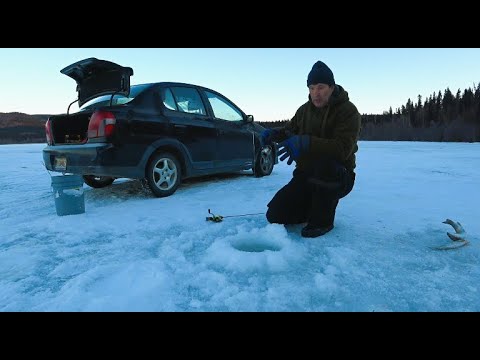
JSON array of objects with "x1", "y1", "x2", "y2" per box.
[
  {"x1": 88, "y1": 110, "x2": 116, "y2": 138},
  {"x1": 45, "y1": 118, "x2": 53, "y2": 145}
]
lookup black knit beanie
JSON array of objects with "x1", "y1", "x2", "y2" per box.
[{"x1": 307, "y1": 61, "x2": 335, "y2": 87}]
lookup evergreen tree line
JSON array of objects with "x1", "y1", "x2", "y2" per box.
[{"x1": 258, "y1": 83, "x2": 480, "y2": 142}]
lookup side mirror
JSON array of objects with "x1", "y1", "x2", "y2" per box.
[{"x1": 246, "y1": 115, "x2": 254, "y2": 123}]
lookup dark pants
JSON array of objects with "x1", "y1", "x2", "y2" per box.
[{"x1": 266, "y1": 158, "x2": 355, "y2": 227}]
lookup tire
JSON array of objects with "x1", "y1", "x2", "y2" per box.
[
  {"x1": 254, "y1": 145, "x2": 274, "y2": 177},
  {"x1": 83, "y1": 175, "x2": 115, "y2": 188},
  {"x1": 146, "y1": 152, "x2": 181, "y2": 197}
]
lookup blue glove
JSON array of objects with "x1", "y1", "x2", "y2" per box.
[
  {"x1": 260, "y1": 128, "x2": 279, "y2": 146},
  {"x1": 278, "y1": 135, "x2": 311, "y2": 165}
]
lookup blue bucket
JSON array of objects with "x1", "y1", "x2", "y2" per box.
[{"x1": 51, "y1": 174, "x2": 85, "y2": 216}]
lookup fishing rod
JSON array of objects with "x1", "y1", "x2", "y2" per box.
[{"x1": 205, "y1": 209, "x2": 264, "y2": 223}]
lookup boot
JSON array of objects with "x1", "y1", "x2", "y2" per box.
[{"x1": 301, "y1": 223, "x2": 334, "y2": 238}]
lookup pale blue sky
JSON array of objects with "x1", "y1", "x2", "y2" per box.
[{"x1": 1, "y1": 48, "x2": 479, "y2": 121}]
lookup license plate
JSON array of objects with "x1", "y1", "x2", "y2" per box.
[{"x1": 54, "y1": 156, "x2": 67, "y2": 171}]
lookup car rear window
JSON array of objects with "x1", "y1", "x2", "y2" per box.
[{"x1": 79, "y1": 84, "x2": 152, "y2": 111}]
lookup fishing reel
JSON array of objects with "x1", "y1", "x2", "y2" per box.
[{"x1": 206, "y1": 209, "x2": 224, "y2": 223}]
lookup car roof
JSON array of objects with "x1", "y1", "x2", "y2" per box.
[{"x1": 134, "y1": 82, "x2": 222, "y2": 95}]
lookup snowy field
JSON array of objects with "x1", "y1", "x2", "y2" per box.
[{"x1": 0, "y1": 141, "x2": 479, "y2": 312}]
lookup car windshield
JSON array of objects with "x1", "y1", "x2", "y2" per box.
[{"x1": 78, "y1": 84, "x2": 152, "y2": 111}]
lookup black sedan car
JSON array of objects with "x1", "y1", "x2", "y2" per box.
[{"x1": 43, "y1": 57, "x2": 276, "y2": 197}]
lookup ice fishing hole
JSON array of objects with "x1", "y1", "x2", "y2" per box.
[{"x1": 231, "y1": 238, "x2": 282, "y2": 253}]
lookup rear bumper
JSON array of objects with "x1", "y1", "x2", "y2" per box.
[{"x1": 43, "y1": 143, "x2": 144, "y2": 178}]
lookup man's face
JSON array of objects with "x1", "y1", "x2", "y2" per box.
[{"x1": 308, "y1": 83, "x2": 334, "y2": 108}]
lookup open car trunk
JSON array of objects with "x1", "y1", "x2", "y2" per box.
[
  {"x1": 49, "y1": 112, "x2": 93, "y2": 145},
  {"x1": 61, "y1": 57, "x2": 133, "y2": 107},
  {"x1": 46, "y1": 57, "x2": 134, "y2": 145}
]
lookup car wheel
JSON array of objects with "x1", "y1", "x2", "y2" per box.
[
  {"x1": 83, "y1": 175, "x2": 115, "y2": 188},
  {"x1": 146, "y1": 152, "x2": 181, "y2": 197},
  {"x1": 254, "y1": 145, "x2": 274, "y2": 177}
]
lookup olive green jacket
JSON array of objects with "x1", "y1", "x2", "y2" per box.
[{"x1": 275, "y1": 85, "x2": 361, "y2": 172}]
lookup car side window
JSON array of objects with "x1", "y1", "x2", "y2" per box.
[
  {"x1": 162, "y1": 88, "x2": 178, "y2": 111},
  {"x1": 205, "y1": 91, "x2": 243, "y2": 121},
  {"x1": 170, "y1": 87, "x2": 207, "y2": 116}
]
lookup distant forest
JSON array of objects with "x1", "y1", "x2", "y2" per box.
[
  {"x1": 0, "y1": 112, "x2": 46, "y2": 144},
  {"x1": 258, "y1": 83, "x2": 480, "y2": 142}
]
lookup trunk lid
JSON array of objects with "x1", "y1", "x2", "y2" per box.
[{"x1": 61, "y1": 57, "x2": 134, "y2": 107}]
